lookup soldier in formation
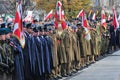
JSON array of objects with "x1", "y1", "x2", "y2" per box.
[{"x1": 0, "y1": 17, "x2": 119, "y2": 80}]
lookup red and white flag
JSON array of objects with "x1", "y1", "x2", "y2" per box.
[
  {"x1": 54, "y1": 1, "x2": 66, "y2": 30},
  {"x1": 118, "y1": 14, "x2": 120, "y2": 21},
  {"x1": 81, "y1": 11, "x2": 91, "y2": 40},
  {"x1": 77, "y1": 9, "x2": 84, "y2": 18},
  {"x1": 62, "y1": 10, "x2": 65, "y2": 19},
  {"x1": 101, "y1": 9, "x2": 107, "y2": 28},
  {"x1": 82, "y1": 11, "x2": 88, "y2": 28},
  {"x1": 113, "y1": 8, "x2": 119, "y2": 30},
  {"x1": 13, "y1": 2, "x2": 25, "y2": 48},
  {"x1": 56, "y1": 1, "x2": 62, "y2": 21},
  {"x1": 44, "y1": 10, "x2": 53, "y2": 21},
  {"x1": 92, "y1": 13, "x2": 96, "y2": 20},
  {"x1": 108, "y1": 14, "x2": 111, "y2": 21},
  {"x1": 23, "y1": 11, "x2": 33, "y2": 23}
]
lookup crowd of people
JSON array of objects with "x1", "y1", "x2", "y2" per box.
[{"x1": 0, "y1": 18, "x2": 120, "y2": 80}]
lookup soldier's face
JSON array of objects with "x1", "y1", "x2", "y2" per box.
[
  {"x1": 6, "y1": 33, "x2": 11, "y2": 39},
  {"x1": 0, "y1": 34, "x2": 6, "y2": 41},
  {"x1": 27, "y1": 28, "x2": 33, "y2": 33}
]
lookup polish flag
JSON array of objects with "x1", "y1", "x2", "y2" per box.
[
  {"x1": 101, "y1": 9, "x2": 107, "y2": 28},
  {"x1": 56, "y1": 1, "x2": 62, "y2": 21},
  {"x1": 108, "y1": 14, "x2": 111, "y2": 21},
  {"x1": 62, "y1": 10, "x2": 65, "y2": 19},
  {"x1": 23, "y1": 11, "x2": 33, "y2": 23},
  {"x1": 113, "y1": 8, "x2": 119, "y2": 30},
  {"x1": 44, "y1": 10, "x2": 53, "y2": 21},
  {"x1": 92, "y1": 13, "x2": 96, "y2": 20},
  {"x1": 13, "y1": 2, "x2": 25, "y2": 48},
  {"x1": 54, "y1": 1, "x2": 66, "y2": 30},
  {"x1": 82, "y1": 11, "x2": 91, "y2": 40},
  {"x1": 118, "y1": 14, "x2": 120, "y2": 21},
  {"x1": 77, "y1": 9, "x2": 84, "y2": 18}
]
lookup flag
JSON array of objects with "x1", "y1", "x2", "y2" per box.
[
  {"x1": 101, "y1": 9, "x2": 107, "y2": 28},
  {"x1": 54, "y1": 1, "x2": 66, "y2": 30},
  {"x1": 44, "y1": 10, "x2": 53, "y2": 21},
  {"x1": 113, "y1": 8, "x2": 119, "y2": 30},
  {"x1": 56, "y1": 1, "x2": 62, "y2": 21},
  {"x1": 88, "y1": 10, "x2": 92, "y2": 20},
  {"x1": 92, "y1": 13, "x2": 96, "y2": 20},
  {"x1": 82, "y1": 11, "x2": 87, "y2": 28},
  {"x1": 77, "y1": 9, "x2": 84, "y2": 18},
  {"x1": 13, "y1": 2, "x2": 25, "y2": 48},
  {"x1": 108, "y1": 14, "x2": 111, "y2": 21},
  {"x1": 81, "y1": 11, "x2": 91, "y2": 40},
  {"x1": 118, "y1": 14, "x2": 120, "y2": 21},
  {"x1": 62, "y1": 10, "x2": 65, "y2": 19},
  {"x1": 23, "y1": 11, "x2": 33, "y2": 22}
]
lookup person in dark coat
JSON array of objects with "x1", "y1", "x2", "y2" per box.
[
  {"x1": 22, "y1": 23, "x2": 33, "y2": 80},
  {"x1": 116, "y1": 27, "x2": 120, "y2": 48},
  {"x1": 107, "y1": 21, "x2": 116, "y2": 53}
]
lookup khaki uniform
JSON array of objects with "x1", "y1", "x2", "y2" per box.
[
  {"x1": 77, "y1": 28, "x2": 86, "y2": 66},
  {"x1": 77, "y1": 28, "x2": 86, "y2": 58},
  {"x1": 49, "y1": 33, "x2": 58, "y2": 68},
  {"x1": 72, "y1": 32, "x2": 81, "y2": 69},
  {"x1": 90, "y1": 29, "x2": 97, "y2": 55},
  {"x1": 57, "y1": 30, "x2": 67, "y2": 64},
  {"x1": 72, "y1": 32, "x2": 81, "y2": 62},
  {"x1": 63, "y1": 29, "x2": 73, "y2": 63},
  {"x1": 96, "y1": 25, "x2": 101, "y2": 56},
  {"x1": 56, "y1": 29, "x2": 67, "y2": 76}
]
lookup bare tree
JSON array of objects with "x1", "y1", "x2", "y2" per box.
[{"x1": 0, "y1": 0, "x2": 36, "y2": 16}]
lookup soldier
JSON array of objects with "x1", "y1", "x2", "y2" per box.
[
  {"x1": 4, "y1": 28, "x2": 14, "y2": 74},
  {"x1": 71, "y1": 26, "x2": 81, "y2": 71},
  {"x1": 90, "y1": 22, "x2": 99, "y2": 61},
  {"x1": 76, "y1": 23, "x2": 86, "y2": 68},
  {"x1": 23, "y1": 23, "x2": 33, "y2": 80},
  {"x1": 116, "y1": 27, "x2": 120, "y2": 48},
  {"x1": 107, "y1": 20, "x2": 116, "y2": 53},
  {"x1": 0, "y1": 28, "x2": 9, "y2": 80},
  {"x1": 56, "y1": 24, "x2": 67, "y2": 77},
  {"x1": 48, "y1": 25, "x2": 60, "y2": 79},
  {"x1": 63, "y1": 26, "x2": 73, "y2": 76},
  {"x1": 96, "y1": 22, "x2": 102, "y2": 60}
]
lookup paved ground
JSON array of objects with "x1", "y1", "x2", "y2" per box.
[{"x1": 62, "y1": 50, "x2": 120, "y2": 80}]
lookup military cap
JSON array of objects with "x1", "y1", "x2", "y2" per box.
[
  {"x1": 106, "y1": 19, "x2": 113, "y2": 23},
  {"x1": 4, "y1": 28, "x2": 12, "y2": 34},
  {"x1": 38, "y1": 26, "x2": 44, "y2": 32},
  {"x1": 1, "y1": 23, "x2": 6, "y2": 28},
  {"x1": 49, "y1": 23, "x2": 54, "y2": 26},
  {"x1": 26, "y1": 23, "x2": 32, "y2": 29},
  {"x1": 22, "y1": 21, "x2": 26, "y2": 27},
  {"x1": 33, "y1": 27, "x2": 39, "y2": 32},
  {"x1": 76, "y1": 22, "x2": 82, "y2": 26},
  {"x1": 43, "y1": 26, "x2": 48, "y2": 32},
  {"x1": 0, "y1": 28, "x2": 6, "y2": 35},
  {"x1": 33, "y1": 19, "x2": 38, "y2": 23}
]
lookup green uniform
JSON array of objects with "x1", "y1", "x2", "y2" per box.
[
  {"x1": 0, "y1": 41, "x2": 13, "y2": 80},
  {"x1": 96, "y1": 25, "x2": 102, "y2": 56}
]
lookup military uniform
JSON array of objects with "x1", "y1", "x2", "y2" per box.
[
  {"x1": 77, "y1": 27, "x2": 86, "y2": 67},
  {"x1": 56, "y1": 29, "x2": 67, "y2": 76},
  {"x1": 71, "y1": 31, "x2": 81, "y2": 70},
  {"x1": 63, "y1": 29, "x2": 73, "y2": 75},
  {"x1": 48, "y1": 31, "x2": 59, "y2": 78},
  {"x1": 96, "y1": 24, "x2": 102, "y2": 57}
]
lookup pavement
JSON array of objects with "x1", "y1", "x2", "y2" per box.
[{"x1": 61, "y1": 50, "x2": 120, "y2": 80}]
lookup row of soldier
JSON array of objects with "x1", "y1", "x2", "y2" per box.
[{"x1": 0, "y1": 18, "x2": 120, "y2": 80}]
